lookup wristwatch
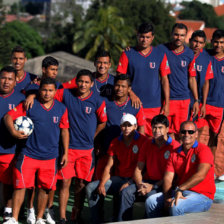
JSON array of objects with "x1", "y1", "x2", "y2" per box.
[
  {"x1": 194, "y1": 99, "x2": 200, "y2": 103},
  {"x1": 175, "y1": 186, "x2": 184, "y2": 194}
]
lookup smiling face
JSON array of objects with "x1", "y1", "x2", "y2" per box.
[
  {"x1": 11, "y1": 52, "x2": 27, "y2": 72},
  {"x1": 152, "y1": 123, "x2": 169, "y2": 140},
  {"x1": 114, "y1": 79, "x2": 130, "y2": 98},
  {"x1": 94, "y1": 56, "x2": 111, "y2": 77},
  {"x1": 172, "y1": 28, "x2": 187, "y2": 48},
  {"x1": 0, "y1": 71, "x2": 16, "y2": 94},
  {"x1": 180, "y1": 122, "x2": 198, "y2": 146},
  {"x1": 212, "y1": 37, "x2": 224, "y2": 55}
]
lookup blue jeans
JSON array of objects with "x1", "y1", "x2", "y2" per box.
[
  {"x1": 118, "y1": 180, "x2": 161, "y2": 221},
  {"x1": 145, "y1": 190, "x2": 213, "y2": 218},
  {"x1": 86, "y1": 176, "x2": 129, "y2": 224}
]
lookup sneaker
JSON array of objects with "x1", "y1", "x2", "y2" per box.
[
  {"x1": 218, "y1": 175, "x2": 224, "y2": 181},
  {"x1": 57, "y1": 219, "x2": 67, "y2": 224},
  {"x1": 3, "y1": 217, "x2": 18, "y2": 224},
  {"x1": 44, "y1": 207, "x2": 55, "y2": 224},
  {"x1": 3, "y1": 212, "x2": 12, "y2": 222},
  {"x1": 27, "y1": 208, "x2": 36, "y2": 224},
  {"x1": 35, "y1": 218, "x2": 46, "y2": 224}
]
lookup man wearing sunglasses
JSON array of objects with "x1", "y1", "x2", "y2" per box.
[{"x1": 145, "y1": 121, "x2": 215, "y2": 218}]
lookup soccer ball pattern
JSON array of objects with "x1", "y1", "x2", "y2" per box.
[{"x1": 14, "y1": 116, "x2": 34, "y2": 136}]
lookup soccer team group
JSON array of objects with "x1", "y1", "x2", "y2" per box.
[{"x1": 0, "y1": 22, "x2": 224, "y2": 224}]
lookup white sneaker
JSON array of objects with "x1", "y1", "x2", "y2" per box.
[
  {"x1": 218, "y1": 174, "x2": 224, "y2": 181},
  {"x1": 35, "y1": 218, "x2": 46, "y2": 224},
  {"x1": 44, "y1": 207, "x2": 55, "y2": 224},
  {"x1": 3, "y1": 217, "x2": 18, "y2": 224},
  {"x1": 27, "y1": 208, "x2": 36, "y2": 224}
]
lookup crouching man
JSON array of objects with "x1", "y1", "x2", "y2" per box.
[
  {"x1": 145, "y1": 121, "x2": 215, "y2": 217},
  {"x1": 86, "y1": 113, "x2": 149, "y2": 223}
]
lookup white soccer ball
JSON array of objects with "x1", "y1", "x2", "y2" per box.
[{"x1": 14, "y1": 116, "x2": 34, "y2": 136}]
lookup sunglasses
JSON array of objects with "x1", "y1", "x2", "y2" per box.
[{"x1": 180, "y1": 130, "x2": 196, "y2": 135}]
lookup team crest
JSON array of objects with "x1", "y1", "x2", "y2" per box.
[
  {"x1": 53, "y1": 116, "x2": 59, "y2": 123},
  {"x1": 197, "y1": 65, "x2": 202, "y2": 72},
  {"x1": 166, "y1": 61, "x2": 169, "y2": 69},
  {"x1": 119, "y1": 62, "x2": 122, "y2": 66},
  {"x1": 221, "y1": 66, "x2": 224, "y2": 73},
  {"x1": 85, "y1": 107, "x2": 92, "y2": 114},
  {"x1": 164, "y1": 150, "x2": 170, "y2": 159},
  {"x1": 181, "y1": 60, "x2": 187, "y2": 67},
  {"x1": 191, "y1": 154, "x2": 196, "y2": 163},
  {"x1": 132, "y1": 145, "x2": 139, "y2": 154},
  {"x1": 149, "y1": 62, "x2": 156, "y2": 69},
  {"x1": 8, "y1": 104, "x2": 15, "y2": 110},
  {"x1": 104, "y1": 107, "x2": 106, "y2": 114}
]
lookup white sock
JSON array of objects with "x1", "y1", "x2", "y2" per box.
[
  {"x1": 28, "y1": 207, "x2": 35, "y2": 213},
  {"x1": 4, "y1": 207, "x2": 12, "y2": 213}
]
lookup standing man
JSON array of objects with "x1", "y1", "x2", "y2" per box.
[
  {"x1": 86, "y1": 113, "x2": 149, "y2": 224},
  {"x1": 158, "y1": 23, "x2": 199, "y2": 139},
  {"x1": 189, "y1": 30, "x2": 214, "y2": 143},
  {"x1": 4, "y1": 78, "x2": 69, "y2": 224},
  {"x1": 205, "y1": 29, "x2": 224, "y2": 178},
  {"x1": 116, "y1": 23, "x2": 170, "y2": 137},
  {"x1": 0, "y1": 66, "x2": 25, "y2": 222},
  {"x1": 63, "y1": 50, "x2": 114, "y2": 98},
  {"x1": 55, "y1": 70, "x2": 107, "y2": 223},
  {"x1": 118, "y1": 115, "x2": 180, "y2": 221},
  {"x1": 11, "y1": 46, "x2": 37, "y2": 92},
  {"x1": 145, "y1": 121, "x2": 215, "y2": 218}
]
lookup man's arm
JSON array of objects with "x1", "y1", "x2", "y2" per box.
[
  {"x1": 189, "y1": 76, "x2": 199, "y2": 118},
  {"x1": 163, "y1": 171, "x2": 175, "y2": 208},
  {"x1": 60, "y1": 128, "x2": 69, "y2": 168},
  {"x1": 98, "y1": 155, "x2": 114, "y2": 196},
  {"x1": 94, "y1": 122, "x2": 106, "y2": 139},
  {"x1": 161, "y1": 75, "x2": 170, "y2": 116},
  {"x1": 200, "y1": 80, "x2": 209, "y2": 118},
  {"x1": 128, "y1": 89, "x2": 142, "y2": 109}
]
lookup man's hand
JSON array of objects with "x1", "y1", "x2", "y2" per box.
[
  {"x1": 200, "y1": 104, "x2": 206, "y2": 118},
  {"x1": 160, "y1": 103, "x2": 169, "y2": 117},
  {"x1": 164, "y1": 197, "x2": 173, "y2": 211},
  {"x1": 192, "y1": 102, "x2": 200, "y2": 118},
  {"x1": 98, "y1": 184, "x2": 106, "y2": 196},
  {"x1": 12, "y1": 130, "x2": 28, "y2": 139},
  {"x1": 120, "y1": 182, "x2": 129, "y2": 192},
  {"x1": 129, "y1": 91, "x2": 142, "y2": 109},
  {"x1": 60, "y1": 154, "x2": 68, "y2": 168},
  {"x1": 24, "y1": 94, "x2": 36, "y2": 110},
  {"x1": 171, "y1": 191, "x2": 186, "y2": 207},
  {"x1": 137, "y1": 183, "x2": 153, "y2": 196}
]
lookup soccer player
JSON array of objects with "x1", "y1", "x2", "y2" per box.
[
  {"x1": 3, "y1": 78, "x2": 69, "y2": 224},
  {"x1": 63, "y1": 50, "x2": 114, "y2": 98},
  {"x1": 116, "y1": 23, "x2": 170, "y2": 137},
  {"x1": 158, "y1": 23, "x2": 199, "y2": 139},
  {"x1": 55, "y1": 69, "x2": 107, "y2": 223},
  {"x1": 0, "y1": 66, "x2": 25, "y2": 222},
  {"x1": 205, "y1": 29, "x2": 224, "y2": 178},
  {"x1": 86, "y1": 113, "x2": 149, "y2": 223},
  {"x1": 145, "y1": 121, "x2": 215, "y2": 217},
  {"x1": 11, "y1": 46, "x2": 37, "y2": 92},
  {"x1": 118, "y1": 114, "x2": 180, "y2": 221},
  {"x1": 94, "y1": 74, "x2": 145, "y2": 180},
  {"x1": 189, "y1": 30, "x2": 214, "y2": 143}
]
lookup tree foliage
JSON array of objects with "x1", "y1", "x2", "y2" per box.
[
  {"x1": 179, "y1": 0, "x2": 224, "y2": 29},
  {"x1": 0, "y1": 21, "x2": 44, "y2": 61}
]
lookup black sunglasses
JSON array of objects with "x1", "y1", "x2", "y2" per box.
[{"x1": 180, "y1": 130, "x2": 196, "y2": 135}]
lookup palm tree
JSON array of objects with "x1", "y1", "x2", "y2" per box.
[{"x1": 72, "y1": 6, "x2": 132, "y2": 65}]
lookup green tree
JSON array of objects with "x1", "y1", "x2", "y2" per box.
[
  {"x1": 178, "y1": 0, "x2": 223, "y2": 28},
  {"x1": 73, "y1": 6, "x2": 132, "y2": 65},
  {"x1": 0, "y1": 21, "x2": 44, "y2": 61}
]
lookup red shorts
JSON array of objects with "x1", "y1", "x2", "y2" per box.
[
  {"x1": 143, "y1": 107, "x2": 161, "y2": 136},
  {"x1": 168, "y1": 99, "x2": 190, "y2": 134},
  {"x1": 57, "y1": 149, "x2": 94, "y2": 182},
  {"x1": 204, "y1": 104, "x2": 223, "y2": 134},
  {"x1": 13, "y1": 155, "x2": 57, "y2": 190},
  {"x1": 0, "y1": 154, "x2": 15, "y2": 185}
]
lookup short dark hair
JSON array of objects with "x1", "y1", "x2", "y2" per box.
[
  {"x1": 0, "y1": 65, "x2": 17, "y2": 78},
  {"x1": 42, "y1": 56, "x2": 59, "y2": 69},
  {"x1": 95, "y1": 50, "x2": 111, "y2": 62},
  {"x1": 151, "y1": 114, "x2": 169, "y2": 128},
  {"x1": 180, "y1": 121, "x2": 197, "y2": 132},
  {"x1": 76, "y1": 69, "x2": 93, "y2": 82},
  {"x1": 114, "y1": 74, "x2": 131, "y2": 87},
  {"x1": 212, "y1": 29, "x2": 224, "y2": 40},
  {"x1": 190, "y1": 30, "x2": 206, "y2": 42},
  {"x1": 11, "y1": 46, "x2": 26, "y2": 57},
  {"x1": 138, "y1": 23, "x2": 154, "y2": 35},
  {"x1": 40, "y1": 77, "x2": 57, "y2": 89},
  {"x1": 172, "y1": 23, "x2": 188, "y2": 33}
]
